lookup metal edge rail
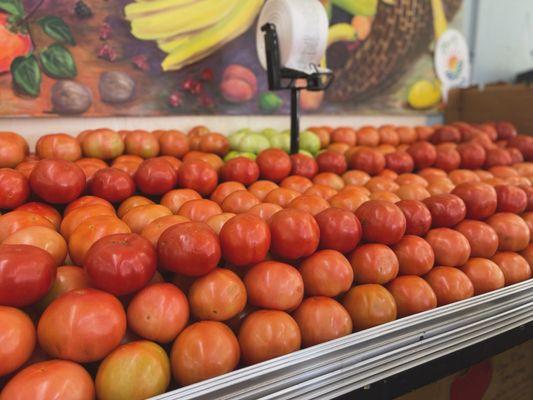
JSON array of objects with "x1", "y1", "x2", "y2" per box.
[{"x1": 152, "y1": 280, "x2": 533, "y2": 400}]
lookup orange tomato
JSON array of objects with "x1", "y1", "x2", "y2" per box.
[
  {"x1": 342, "y1": 284, "x2": 397, "y2": 330},
  {"x1": 140, "y1": 214, "x2": 189, "y2": 247},
  {"x1": 64, "y1": 195, "x2": 114, "y2": 216},
  {"x1": 387, "y1": 276, "x2": 437, "y2": 317},
  {"x1": 299, "y1": 249, "x2": 353, "y2": 297},
  {"x1": 424, "y1": 266, "x2": 474, "y2": 305},
  {"x1": 491, "y1": 252, "x2": 532, "y2": 285},
  {"x1": 0, "y1": 306, "x2": 35, "y2": 377},
  {"x1": 35, "y1": 266, "x2": 90, "y2": 311},
  {"x1": 247, "y1": 180, "x2": 279, "y2": 201},
  {"x1": 117, "y1": 195, "x2": 154, "y2": 218},
  {"x1": 210, "y1": 181, "x2": 246, "y2": 204},
  {"x1": 287, "y1": 194, "x2": 330, "y2": 216},
  {"x1": 460, "y1": 258, "x2": 505, "y2": 294},
  {"x1": 177, "y1": 199, "x2": 222, "y2": 222},
  {"x1": 281, "y1": 175, "x2": 314, "y2": 193},
  {"x1": 246, "y1": 203, "x2": 282, "y2": 223},
  {"x1": 16, "y1": 202, "x2": 61, "y2": 230},
  {"x1": 3, "y1": 226, "x2": 67, "y2": 266},
  {"x1": 263, "y1": 187, "x2": 300, "y2": 207},
  {"x1": 425, "y1": 228, "x2": 471, "y2": 267},
  {"x1": 392, "y1": 235, "x2": 435, "y2": 276},
  {"x1": 0, "y1": 211, "x2": 55, "y2": 242},
  {"x1": 60, "y1": 204, "x2": 116, "y2": 239},
  {"x1": 121, "y1": 204, "x2": 172, "y2": 233},
  {"x1": 350, "y1": 243, "x2": 399, "y2": 284},
  {"x1": 160, "y1": 189, "x2": 202, "y2": 214},
  {"x1": 221, "y1": 190, "x2": 260, "y2": 214}
]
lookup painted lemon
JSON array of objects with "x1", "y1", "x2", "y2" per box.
[{"x1": 407, "y1": 80, "x2": 442, "y2": 110}]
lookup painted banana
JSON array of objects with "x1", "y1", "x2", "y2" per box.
[
  {"x1": 125, "y1": 0, "x2": 199, "y2": 20},
  {"x1": 129, "y1": 0, "x2": 241, "y2": 41},
  {"x1": 431, "y1": 0, "x2": 447, "y2": 39},
  {"x1": 328, "y1": 23, "x2": 357, "y2": 45},
  {"x1": 161, "y1": 0, "x2": 264, "y2": 71}
]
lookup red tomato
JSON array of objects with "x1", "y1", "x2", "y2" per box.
[
  {"x1": 64, "y1": 195, "x2": 114, "y2": 216},
  {"x1": 183, "y1": 152, "x2": 223, "y2": 172},
  {"x1": 3, "y1": 226, "x2": 67, "y2": 266},
  {"x1": 238, "y1": 310, "x2": 301, "y2": 365},
  {"x1": 281, "y1": 175, "x2": 314, "y2": 193},
  {"x1": 127, "y1": 283, "x2": 189, "y2": 343},
  {"x1": 0, "y1": 244, "x2": 56, "y2": 307},
  {"x1": 342, "y1": 284, "x2": 397, "y2": 330},
  {"x1": 455, "y1": 220, "x2": 499, "y2": 258},
  {"x1": 246, "y1": 203, "x2": 282, "y2": 223},
  {"x1": 355, "y1": 200, "x2": 406, "y2": 245},
  {"x1": 293, "y1": 297, "x2": 352, "y2": 347},
  {"x1": 316, "y1": 150, "x2": 347, "y2": 175},
  {"x1": 0, "y1": 360, "x2": 94, "y2": 400},
  {"x1": 244, "y1": 261, "x2": 304, "y2": 311},
  {"x1": 81, "y1": 129, "x2": 124, "y2": 160},
  {"x1": 304, "y1": 184, "x2": 338, "y2": 200},
  {"x1": 37, "y1": 288, "x2": 126, "y2": 362},
  {"x1": 0, "y1": 306, "x2": 35, "y2": 377},
  {"x1": 392, "y1": 235, "x2": 435, "y2": 275},
  {"x1": 495, "y1": 185, "x2": 527, "y2": 213},
  {"x1": 36, "y1": 133, "x2": 82, "y2": 162},
  {"x1": 520, "y1": 243, "x2": 533, "y2": 267},
  {"x1": 290, "y1": 153, "x2": 318, "y2": 178},
  {"x1": 430, "y1": 126, "x2": 461, "y2": 143},
  {"x1": 484, "y1": 148, "x2": 512, "y2": 168},
  {"x1": 188, "y1": 268, "x2": 246, "y2": 321},
  {"x1": 424, "y1": 266, "x2": 474, "y2": 305},
  {"x1": 140, "y1": 214, "x2": 189, "y2": 247},
  {"x1": 423, "y1": 194, "x2": 466, "y2": 228},
  {"x1": 491, "y1": 252, "x2": 532, "y2": 285},
  {"x1": 95, "y1": 341, "x2": 170, "y2": 400},
  {"x1": 14, "y1": 160, "x2": 38, "y2": 180},
  {"x1": 0, "y1": 169, "x2": 29, "y2": 210},
  {"x1": 287, "y1": 194, "x2": 329, "y2": 216},
  {"x1": 30, "y1": 159, "x2": 85, "y2": 204},
  {"x1": 84, "y1": 233, "x2": 156, "y2": 296},
  {"x1": 171, "y1": 321, "x2": 240, "y2": 385},
  {"x1": 35, "y1": 266, "x2": 90, "y2": 311},
  {"x1": 433, "y1": 146, "x2": 463, "y2": 171},
  {"x1": 348, "y1": 148, "x2": 386, "y2": 175},
  {"x1": 379, "y1": 125, "x2": 401, "y2": 145},
  {"x1": 122, "y1": 204, "x2": 172, "y2": 233},
  {"x1": 248, "y1": 180, "x2": 279, "y2": 201},
  {"x1": 221, "y1": 190, "x2": 260, "y2": 214},
  {"x1": 299, "y1": 249, "x2": 353, "y2": 297},
  {"x1": 124, "y1": 130, "x2": 160, "y2": 158},
  {"x1": 221, "y1": 157, "x2": 259, "y2": 185},
  {"x1": 331, "y1": 127, "x2": 356, "y2": 145},
  {"x1": 385, "y1": 151, "x2": 415, "y2": 174},
  {"x1": 312, "y1": 172, "x2": 345, "y2": 191},
  {"x1": 350, "y1": 243, "x2": 399, "y2": 284},
  {"x1": 425, "y1": 228, "x2": 471, "y2": 267},
  {"x1": 112, "y1": 158, "x2": 142, "y2": 178},
  {"x1": 356, "y1": 126, "x2": 380, "y2": 146},
  {"x1": 0, "y1": 210, "x2": 56, "y2": 242},
  {"x1": 0, "y1": 132, "x2": 27, "y2": 168},
  {"x1": 460, "y1": 258, "x2": 505, "y2": 294},
  {"x1": 457, "y1": 142, "x2": 486, "y2": 169},
  {"x1": 386, "y1": 276, "x2": 437, "y2": 317},
  {"x1": 315, "y1": 208, "x2": 362, "y2": 253},
  {"x1": 407, "y1": 142, "x2": 437, "y2": 170},
  {"x1": 220, "y1": 213, "x2": 270, "y2": 266},
  {"x1": 396, "y1": 126, "x2": 418, "y2": 144},
  {"x1": 178, "y1": 159, "x2": 218, "y2": 196},
  {"x1": 177, "y1": 199, "x2": 222, "y2": 222},
  {"x1": 158, "y1": 222, "x2": 220, "y2": 276},
  {"x1": 256, "y1": 148, "x2": 291, "y2": 182},
  {"x1": 135, "y1": 158, "x2": 178, "y2": 196},
  {"x1": 487, "y1": 212, "x2": 530, "y2": 251},
  {"x1": 451, "y1": 182, "x2": 497, "y2": 220},
  {"x1": 263, "y1": 187, "x2": 300, "y2": 207},
  {"x1": 206, "y1": 213, "x2": 235, "y2": 235},
  {"x1": 269, "y1": 209, "x2": 319, "y2": 259},
  {"x1": 198, "y1": 133, "x2": 229, "y2": 156},
  {"x1": 158, "y1": 130, "x2": 190, "y2": 158},
  {"x1": 210, "y1": 181, "x2": 246, "y2": 204},
  {"x1": 157, "y1": 155, "x2": 182, "y2": 175},
  {"x1": 90, "y1": 168, "x2": 135, "y2": 203}
]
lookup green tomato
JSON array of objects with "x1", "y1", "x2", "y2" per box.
[
  {"x1": 238, "y1": 133, "x2": 270, "y2": 154},
  {"x1": 269, "y1": 133, "x2": 290, "y2": 153},
  {"x1": 260, "y1": 128, "x2": 280, "y2": 140},
  {"x1": 224, "y1": 150, "x2": 241, "y2": 162},
  {"x1": 298, "y1": 149, "x2": 314, "y2": 157},
  {"x1": 238, "y1": 152, "x2": 257, "y2": 160},
  {"x1": 300, "y1": 130, "x2": 321, "y2": 154},
  {"x1": 228, "y1": 132, "x2": 247, "y2": 150}
]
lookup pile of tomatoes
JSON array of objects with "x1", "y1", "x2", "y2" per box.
[{"x1": 0, "y1": 121, "x2": 532, "y2": 399}]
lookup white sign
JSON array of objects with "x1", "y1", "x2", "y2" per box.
[{"x1": 435, "y1": 29, "x2": 471, "y2": 101}]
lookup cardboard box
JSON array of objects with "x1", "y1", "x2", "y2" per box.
[{"x1": 445, "y1": 83, "x2": 533, "y2": 134}]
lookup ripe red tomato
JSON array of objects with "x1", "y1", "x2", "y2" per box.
[
  {"x1": 244, "y1": 261, "x2": 304, "y2": 311},
  {"x1": 379, "y1": 125, "x2": 401, "y2": 145},
  {"x1": 331, "y1": 127, "x2": 356, "y2": 145},
  {"x1": 177, "y1": 199, "x2": 222, "y2": 222},
  {"x1": 290, "y1": 153, "x2": 318, "y2": 178},
  {"x1": 127, "y1": 283, "x2": 189, "y2": 343},
  {"x1": 206, "y1": 213, "x2": 235, "y2": 235},
  {"x1": 316, "y1": 150, "x2": 347, "y2": 175},
  {"x1": 81, "y1": 128, "x2": 124, "y2": 160},
  {"x1": 246, "y1": 203, "x2": 282, "y2": 222},
  {"x1": 247, "y1": 180, "x2": 279, "y2": 201},
  {"x1": 392, "y1": 235, "x2": 435, "y2": 275},
  {"x1": 221, "y1": 190, "x2": 260, "y2": 214},
  {"x1": 348, "y1": 148, "x2": 386, "y2": 175},
  {"x1": 198, "y1": 133, "x2": 229, "y2": 156},
  {"x1": 423, "y1": 194, "x2": 466, "y2": 228},
  {"x1": 396, "y1": 126, "x2": 418, "y2": 144},
  {"x1": 269, "y1": 209, "x2": 319, "y2": 259},
  {"x1": 355, "y1": 200, "x2": 406, "y2": 245},
  {"x1": 36, "y1": 133, "x2": 82, "y2": 162},
  {"x1": 124, "y1": 130, "x2": 160, "y2": 158},
  {"x1": 0, "y1": 306, "x2": 35, "y2": 377},
  {"x1": 454, "y1": 220, "x2": 499, "y2": 258},
  {"x1": 484, "y1": 148, "x2": 512, "y2": 168},
  {"x1": 424, "y1": 266, "x2": 474, "y2": 305},
  {"x1": 356, "y1": 126, "x2": 380, "y2": 146},
  {"x1": 385, "y1": 151, "x2": 415, "y2": 174},
  {"x1": 315, "y1": 208, "x2": 362, "y2": 253},
  {"x1": 350, "y1": 243, "x2": 399, "y2": 284},
  {"x1": 256, "y1": 148, "x2": 291, "y2": 182},
  {"x1": 0, "y1": 244, "x2": 56, "y2": 307},
  {"x1": 457, "y1": 142, "x2": 486, "y2": 169},
  {"x1": 299, "y1": 249, "x2": 353, "y2": 297},
  {"x1": 491, "y1": 252, "x2": 532, "y2": 285},
  {"x1": 158, "y1": 222, "x2": 220, "y2": 276},
  {"x1": 158, "y1": 130, "x2": 190, "y2": 158},
  {"x1": 495, "y1": 185, "x2": 527, "y2": 213},
  {"x1": 210, "y1": 181, "x2": 246, "y2": 204},
  {"x1": 111, "y1": 157, "x2": 143, "y2": 178},
  {"x1": 122, "y1": 204, "x2": 172, "y2": 233},
  {"x1": 95, "y1": 340, "x2": 170, "y2": 400},
  {"x1": 178, "y1": 159, "x2": 218, "y2": 196},
  {"x1": 407, "y1": 141, "x2": 437, "y2": 170},
  {"x1": 0, "y1": 360, "x2": 95, "y2": 400},
  {"x1": 3, "y1": 226, "x2": 67, "y2": 266},
  {"x1": 171, "y1": 321, "x2": 240, "y2": 385},
  {"x1": 281, "y1": 175, "x2": 314, "y2": 193},
  {"x1": 425, "y1": 228, "x2": 471, "y2": 267},
  {"x1": 487, "y1": 212, "x2": 530, "y2": 251},
  {"x1": 84, "y1": 233, "x2": 156, "y2": 296},
  {"x1": 386, "y1": 276, "x2": 437, "y2": 317},
  {"x1": 452, "y1": 182, "x2": 497, "y2": 220},
  {"x1": 90, "y1": 168, "x2": 135, "y2": 203},
  {"x1": 35, "y1": 266, "x2": 90, "y2": 311},
  {"x1": 460, "y1": 258, "x2": 505, "y2": 294},
  {"x1": 342, "y1": 284, "x2": 397, "y2": 330},
  {"x1": 140, "y1": 214, "x2": 189, "y2": 247},
  {"x1": 220, "y1": 213, "x2": 270, "y2": 266},
  {"x1": 293, "y1": 297, "x2": 352, "y2": 347},
  {"x1": 30, "y1": 159, "x2": 85, "y2": 204},
  {"x1": 287, "y1": 194, "x2": 329, "y2": 216},
  {"x1": 135, "y1": 157, "x2": 178, "y2": 196},
  {"x1": 0, "y1": 169, "x2": 30, "y2": 210},
  {"x1": 14, "y1": 159, "x2": 38, "y2": 180},
  {"x1": 238, "y1": 310, "x2": 301, "y2": 365},
  {"x1": 188, "y1": 268, "x2": 247, "y2": 321},
  {"x1": 221, "y1": 157, "x2": 259, "y2": 185}
]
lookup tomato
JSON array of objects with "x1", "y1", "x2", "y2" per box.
[
  {"x1": 171, "y1": 321, "x2": 240, "y2": 385},
  {"x1": 329, "y1": 191, "x2": 369, "y2": 213},
  {"x1": 366, "y1": 176, "x2": 399, "y2": 193},
  {"x1": 0, "y1": 306, "x2": 35, "y2": 377},
  {"x1": 246, "y1": 203, "x2": 282, "y2": 222},
  {"x1": 90, "y1": 168, "x2": 135, "y2": 203},
  {"x1": 112, "y1": 158, "x2": 142, "y2": 178},
  {"x1": 342, "y1": 284, "x2": 397, "y2": 330},
  {"x1": 491, "y1": 252, "x2": 532, "y2": 285},
  {"x1": 427, "y1": 178, "x2": 455, "y2": 196},
  {"x1": 256, "y1": 148, "x2": 291, "y2": 182},
  {"x1": 424, "y1": 266, "x2": 474, "y2": 306},
  {"x1": 343, "y1": 170, "x2": 371, "y2": 186},
  {"x1": 425, "y1": 228, "x2": 471, "y2": 267},
  {"x1": 198, "y1": 133, "x2": 229, "y2": 156},
  {"x1": 264, "y1": 187, "x2": 300, "y2": 207},
  {"x1": 386, "y1": 276, "x2": 437, "y2": 317},
  {"x1": 183, "y1": 152, "x2": 223, "y2": 172},
  {"x1": 423, "y1": 194, "x2": 466, "y2": 228},
  {"x1": 316, "y1": 150, "x2": 347, "y2": 175},
  {"x1": 15, "y1": 202, "x2": 60, "y2": 230},
  {"x1": 396, "y1": 184, "x2": 431, "y2": 201},
  {"x1": 304, "y1": 184, "x2": 338, "y2": 200},
  {"x1": 238, "y1": 310, "x2": 300, "y2": 365},
  {"x1": 455, "y1": 220, "x2": 499, "y2": 258},
  {"x1": 299, "y1": 250, "x2": 353, "y2": 297},
  {"x1": 68, "y1": 215, "x2": 131, "y2": 266},
  {"x1": 14, "y1": 160, "x2": 38, "y2": 180},
  {"x1": 84, "y1": 233, "x2": 156, "y2": 296},
  {"x1": 484, "y1": 148, "x2": 512, "y2": 168},
  {"x1": 30, "y1": 159, "x2": 85, "y2": 204},
  {"x1": 308, "y1": 126, "x2": 331, "y2": 148},
  {"x1": 430, "y1": 126, "x2": 461, "y2": 144},
  {"x1": 0, "y1": 169, "x2": 29, "y2": 210},
  {"x1": 3, "y1": 226, "x2": 67, "y2": 265},
  {"x1": 457, "y1": 142, "x2": 486, "y2": 169},
  {"x1": 349, "y1": 243, "x2": 399, "y2": 284},
  {"x1": 369, "y1": 191, "x2": 400, "y2": 203},
  {"x1": 221, "y1": 190, "x2": 260, "y2": 214},
  {"x1": 0, "y1": 211, "x2": 55, "y2": 242},
  {"x1": 123, "y1": 130, "x2": 160, "y2": 159},
  {"x1": 37, "y1": 288, "x2": 126, "y2": 362},
  {"x1": 0, "y1": 244, "x2": 56, "y2": 307},
  {"x1": 140, "y1": 214, "x2": 189, "y2": 247},
  {"x1": 406, "y1": 142, "x2": 437, "y2": 170},
  {"x1": 221, "y1": 157, "x2": 259, "y2": 185},
  {"x1": 396, "y1": 173, "x2": 428, "y2": 187},
  {"x1": 205, "y1": 213, "x2": 235, "y2": 235},
  {"x1": 269, "y1": 209, "x2": 319, "y2": 259},
  {"x1": 520, "y1": 243, "x2": 533, "y2": 267},
  {"x1": 248, "y1": 180, "x2": 279, "y2": 201},
  {"x1": 188, "y1": 268, "x2": 246, "y2": 321},
  {"x1": 451, "y1": 182, "x2": 497, "y2": 220},
  {"x1": 0, "y1": 360, "x2": 94, "y2": 400},
  {"x1": 312, "y1": 172, "x2": 344, "y2": 191},
  {"x1": 122, "y1": 204, "x2": 172, "y2": 233},
  {"x1": 210, "y1": 181, "x2": 246, "y2": 204},
  {"x1": 460, "y1": 258, "x2": 505, "y2": 294},
  {"x1": 356, "y1": 126, "x2": 380, "y2": 146},
  {"x1": 396, "y1": 126, "x2": 418, "y2": 144},
  {"x1": 290, "y1": 154, "x2": 318, "y2": 178},
  {"x1": 315, "y1": 208, "x2": 361, "y2": 254},
  {"x1": 487, "y1": 212, "x2": 530, "y2": 251},
  {"x1": 495, "y1": 185, "x2": 527, "y2": 213},
  {"x1": 385, "y1": 151, "x2": 415, "y2": 174},
  {"x1": 293, "y1": 297, "x2": 352, "y2": 347},
  {"x1": 378, "y1": 125, "x2": 400, "y2": 146},
  {"x1": 390, "y1": 235, "x2": 434, "y2": 276},
  {"x1": 64, "y1": 195, "x2": 114, "y2": 216},
  {"x1": 36, "y1": 266, "x2": 90, "y2": 311},
  {"x1": 81, "y1": 129, "x2": 124, "y2": 159},
  {"x1": 158, "y1": 191, "x2": 197, "y2": 215},
  {"x1": 287, "y1": 194, "x2": 329, "y2": 216},
  {"x1": 135, "y1": 158, "x2": 177, "y2": 196},
  {"x1": 36, "y1": 133, "x2": 81, "y2": 162},
  {"x1": 158, "y1": 222, "x2": 220, "y2": 276},
  {"x1": 220, "y1": 213, "x2": 270, "y2": 266},
  {"x1": 348, "y1": 148, "x2": 386, "y2": 175},
  {"x1": 0, "y1": 132, "x2": 27, "y2": 168},
  {"x1": 158, "y1": 130, "x2": 189, "y2": 158},
  {"x1": 127, "y1": 283, "x2": 188, "y2": 343},
  {"x1": 60, "y1": 204, "x2": 116, "y2": 239},
  {"x1": 331, "y1": 127, "x2": 356, "y2": 145},
  {"x1": 520, "y1": 185, "x2": 533, "y2": 211},
  {"x1": 355, "y1": 200, "x2": 406, "y2": 245},
  {"x1": 178, "y1": 159, "x2": 218, "y2": 196},
  {"x1": 449, "y1": 169, "x2": 481, "y2": 186},
  {"x1": 177, "y1": 199, "x2": 222, "y2": 222}
]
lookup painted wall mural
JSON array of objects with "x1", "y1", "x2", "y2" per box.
[{"x1": 0, "y1": 0, "x2": 463, "y2": 117}]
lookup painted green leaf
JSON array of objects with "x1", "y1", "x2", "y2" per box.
[
  {"x1": 0, "y1": 0, "x2": 24, "y2": 18},
  {"x1": 11, "y1": 55, "x2": 41, "y2": 97},
  {"x1": 40, "y1": 43, "x2": 77, "y2": 79},
  {"x1": 38, "y1": 16, "x2": 76, "y2": 45}
]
